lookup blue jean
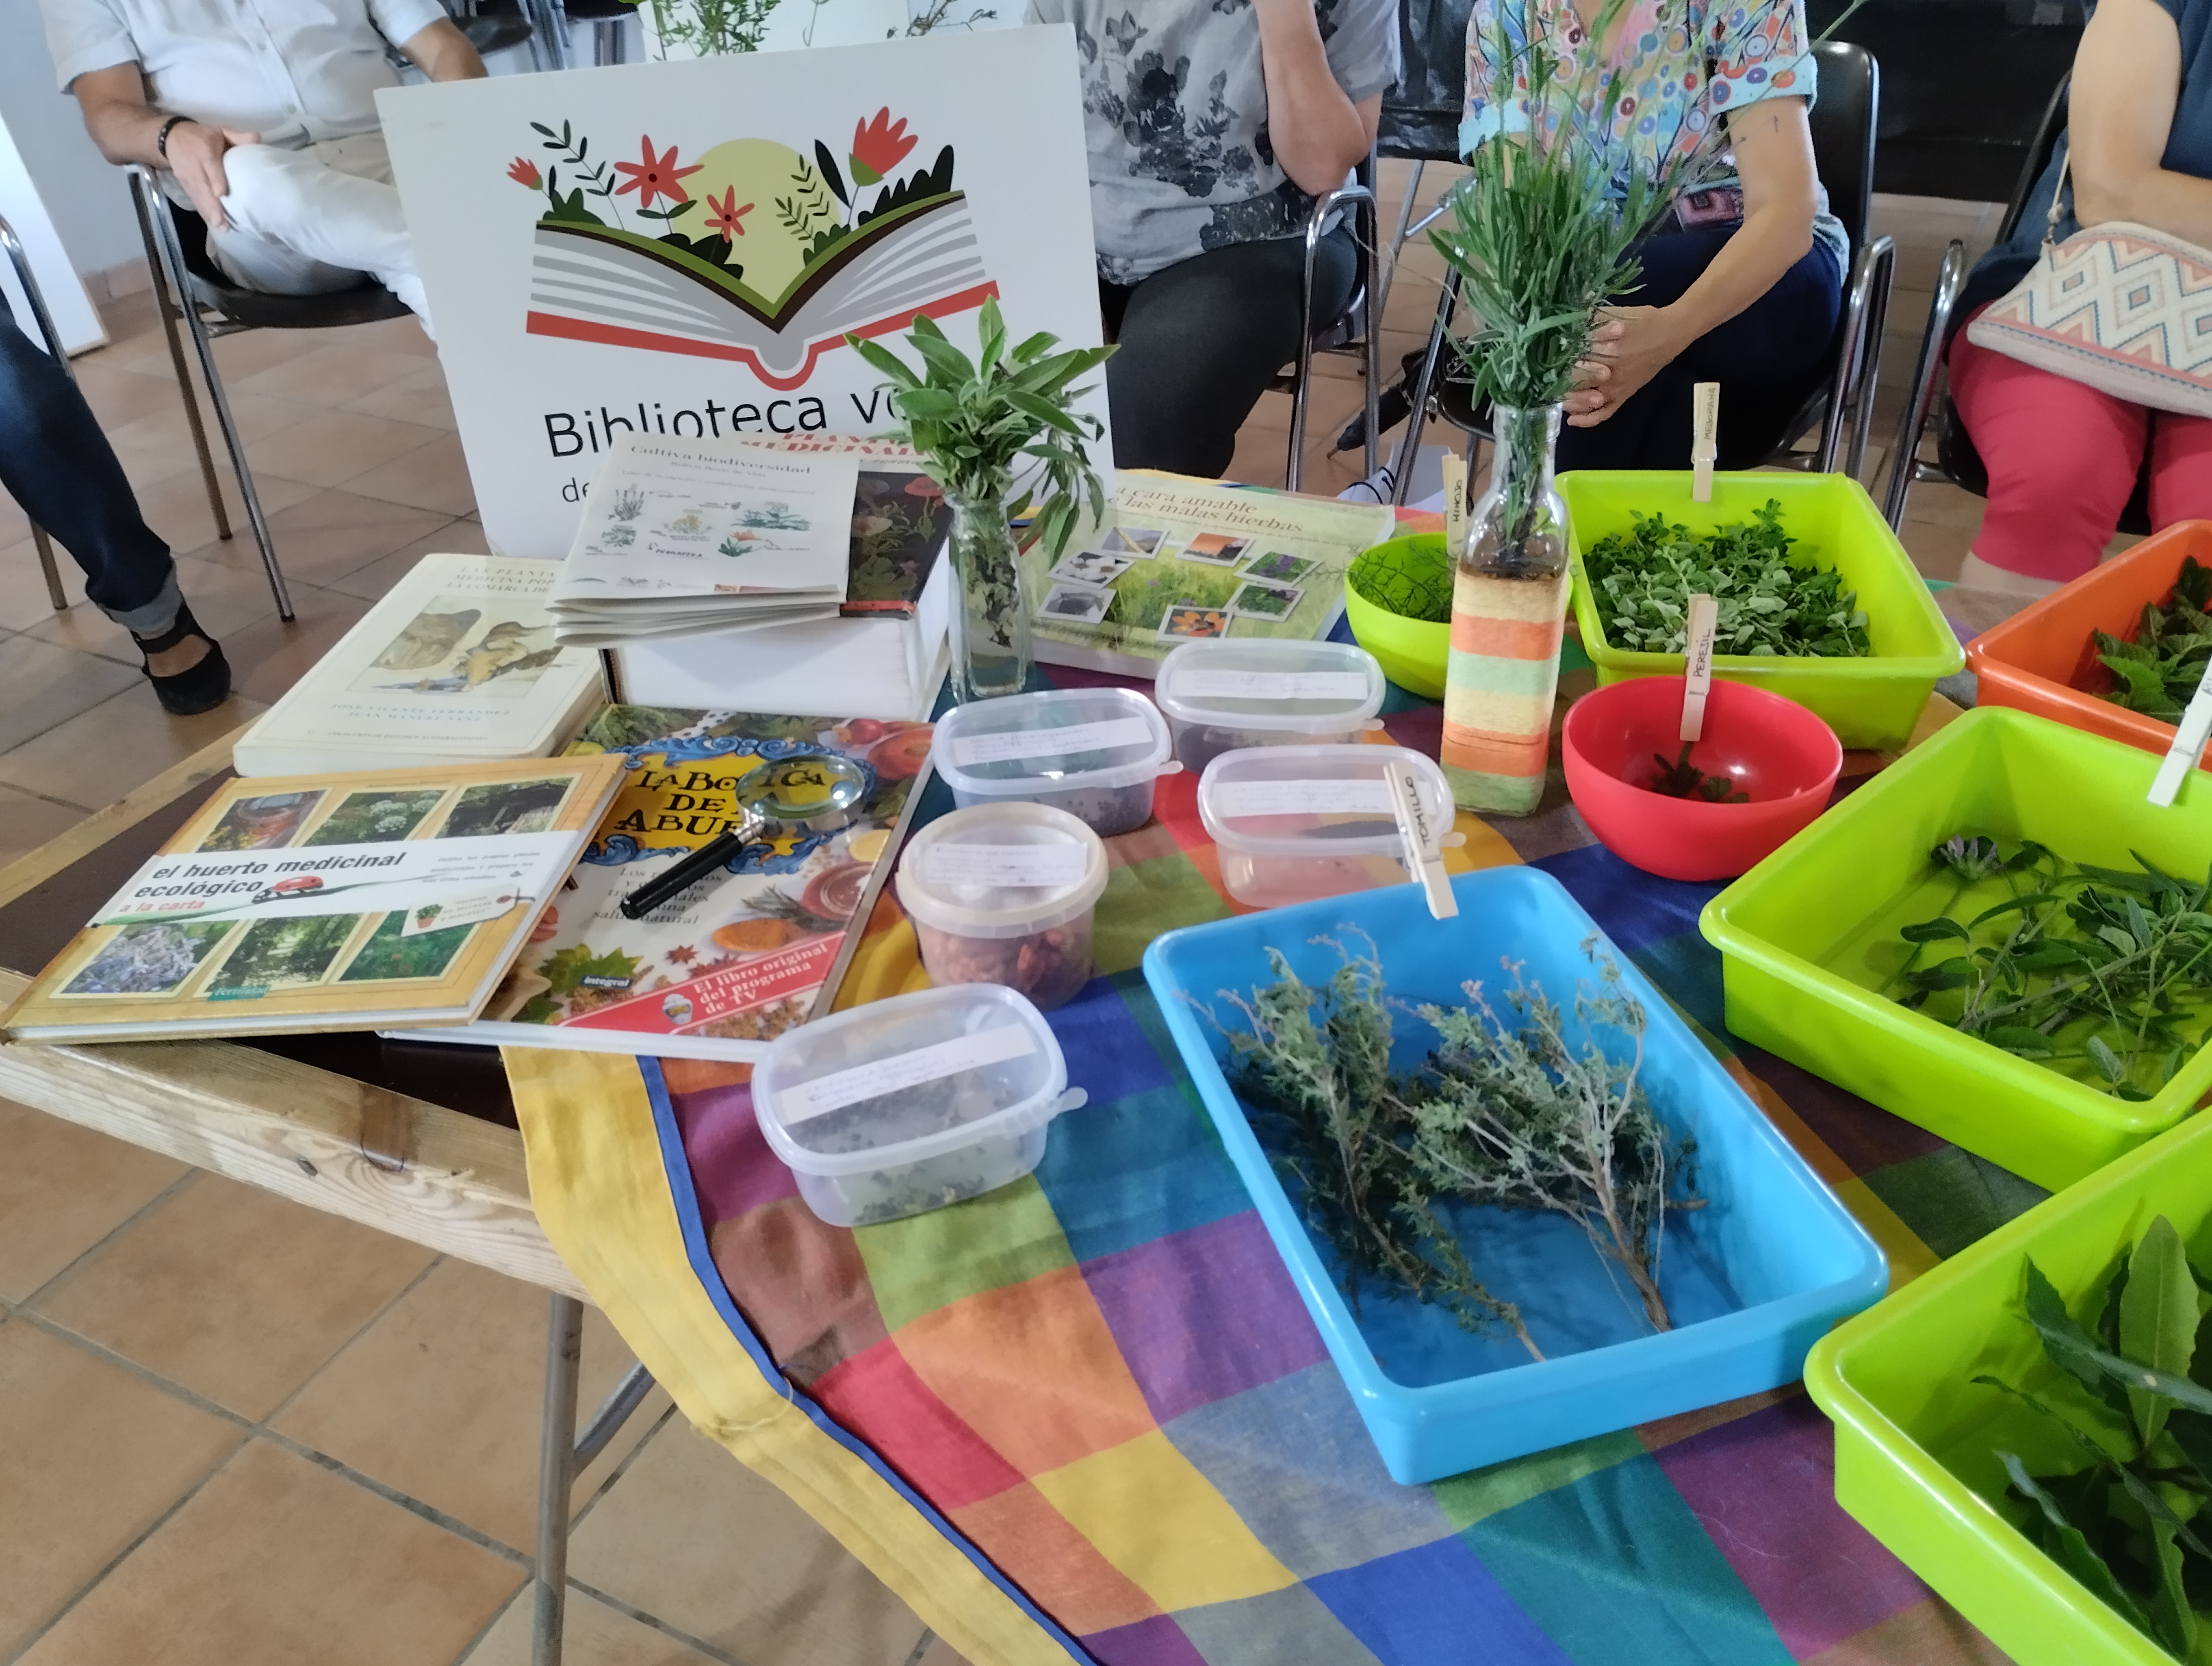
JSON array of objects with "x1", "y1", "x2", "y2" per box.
[{"x1": 0, "y1": 309, "x2": 180, "y2": 635}]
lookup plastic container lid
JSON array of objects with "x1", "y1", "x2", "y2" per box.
[
  {"x1": 1153, "y1": 639, "x2": 1387, "y2": 736},
  {"x1": 1198, "y1": 744, "x2": 1456, "y2": 857},
  {"x1": 752, "y1": 983, "x2": 1085, "y2": 1177},
  {"x1": 930, "y1": 688, "x2": 1180, "y2": 799},
  {"x1": 897, "y1": 801, "x2": 1110, "y2": 939}
]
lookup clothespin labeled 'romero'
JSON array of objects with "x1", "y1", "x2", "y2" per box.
[
  {"x1": 2149, "y1": 653, "x2": 2212, "y2": 806},
  {"x1": 1679, "y1": 593, "x2": 1719, "y2": 744},
  {"x1": 1441, "y1": 449, "x2": 1468, "y2": 560},
  {"x1": 1692, "y1": 382, "x2": 1720, "y2": 503}
]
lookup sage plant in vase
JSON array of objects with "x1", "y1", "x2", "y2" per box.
[
  {"x1": 1429, "y1": 1, "x2": 1702, "y2": 813},
  {"x1": 848, "y1": 299, "x2": 1112, "y2": 702}
]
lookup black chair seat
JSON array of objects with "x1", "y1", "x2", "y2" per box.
[{"x1": 166, "y1": 197, "x2": 410, "y2": 329}]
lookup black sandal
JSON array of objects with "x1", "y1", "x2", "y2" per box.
[{"x1": 132, "y1": 603, "x2": 233, "y2": 716}]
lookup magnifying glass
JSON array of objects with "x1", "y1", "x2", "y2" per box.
[{"x1": 616, "y1": 752, "x2": 868, "y2": 921}]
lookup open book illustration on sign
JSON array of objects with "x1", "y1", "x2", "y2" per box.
[{"x1": 512, "y1": 107, "x2": 993, "y2": 389}]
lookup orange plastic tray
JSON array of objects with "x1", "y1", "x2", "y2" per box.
[{"x1": 1967, "y1": 520, "x2": 2212, "y2": 764}]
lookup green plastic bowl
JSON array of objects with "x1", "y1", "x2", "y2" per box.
[
  {"x1": 1565, "y1": 471, "x2": 1963, "y2": 751},
  {"x1": 1700, "y1": 707, "x2": 2208, "y2": 1191},
  {"x1": 1344, "y1": 534, "x2": 1451, "y2": 699},
  {"x1": 1806, "y1": 1110, "x2": 2212, "y2": 1666}
]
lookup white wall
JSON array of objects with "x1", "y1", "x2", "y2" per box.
[{"x1": 0, "y1": 0, "x2": 144, "y2": 278}]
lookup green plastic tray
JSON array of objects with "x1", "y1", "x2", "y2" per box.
[
  {"x1": 1564, "y1": 471, "x2": 1963, "y2": 751},
  {"x1": 1699, "y1": 707, "x2": 2209, "y2": 1192},
  {"x1": 1806, "y1": 1110, "x2": 2212, "y2": 1666}
]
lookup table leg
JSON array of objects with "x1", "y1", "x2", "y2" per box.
[{"x1": 533, "y1": 1294, "x2": 584, "y2": 1666}]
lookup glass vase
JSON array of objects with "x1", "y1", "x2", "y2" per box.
[
  {"x1": 1439, "y1": 403, "x2": 1572, "y2": 816},
  {"x1": 943, "y1": 483, "x2": 1031, "y2": 704}
]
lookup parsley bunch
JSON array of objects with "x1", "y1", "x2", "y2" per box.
[
  {"x1": 2095, "y1": 558, "x2": 2212, "y2": 723},
  {"x1": 1585, "y1": 501, "x2": 1871, "y2": 658}
]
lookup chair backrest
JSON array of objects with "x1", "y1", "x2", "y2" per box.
[
  {"x1": 1380, "y1": 0, "x2": 1471, "y2": 162},
  {"x1": 1995, "y1": 72, "x2": 2069, "y2": 246},
  {"x1": 1805, "y1": 40, "x2": 1877, "y2": 267}
]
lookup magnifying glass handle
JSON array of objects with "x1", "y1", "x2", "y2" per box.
[{"x1": 616, "y1": 818, "x2": 758, "y2": 920}]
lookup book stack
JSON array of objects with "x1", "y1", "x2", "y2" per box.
[
  {"x1": 232, "y1": 554, "x2": 606, "y2": 778},
  {"x1": 548, "y1": 435, "x2": 861, "y2": 645},
  {"x1": 606, "y1": 438, "x2": 954, "y2": 721}
]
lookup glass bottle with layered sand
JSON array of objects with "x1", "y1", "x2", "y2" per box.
[{"x1": 1439, "y1": 404, "x2": 1570, "y2": 816}]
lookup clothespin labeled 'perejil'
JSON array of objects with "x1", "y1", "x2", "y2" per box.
[{"x1": 1680, "y1": 592, "x2": 1719, "y2": 744}]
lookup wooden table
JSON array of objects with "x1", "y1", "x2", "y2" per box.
[{"x1": 0, "y1": 723, "x2": 644, "y2": 1666}]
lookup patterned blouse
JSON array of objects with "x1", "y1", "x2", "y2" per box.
[{"x1": 1460, "y1": 0, "x2": 1847, "y2": 272}]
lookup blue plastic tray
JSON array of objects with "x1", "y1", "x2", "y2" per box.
[{"x1": 1141, "y1": 866, "x2": 1888, "y2": 1484}]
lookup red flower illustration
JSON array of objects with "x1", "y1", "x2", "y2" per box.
[
  {"x1": 506, "y1": 156, "x2": 542, "y2": 189},
  {"x1": 613, "y1": 136, "x2": 702, "y2": 207},
  {"x1": 903, "y1": 477, "x2": 944, "y2": 501},
  {"x1": 667, "y1": 944, "x2": 698, "y2": 965},
  {"x1": 704, "y1": 187, "x2": 754, "y2": 241},
  {"x1": 849, "y1": 108, "x2": 917, "y2": 187}
]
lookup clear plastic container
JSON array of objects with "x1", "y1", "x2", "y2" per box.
[
  {"x1": 1153, "y1": 639, "x2": 1388, "y2": 771},
  {"x1": 753, "y1": 983, "x2": 1087, "y2": 1227},
  {"x1": 1198, "y1": 744, "x2": 1458, "y2": 909},
  {"x1": 930, "y1": 687, "x2": 1180, "y2": 837},
  {"x1": 896, "y1": 802, "x2": 1110, "y2": 1011}
]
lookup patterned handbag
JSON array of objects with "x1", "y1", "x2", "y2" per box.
[{"x1": 1966, "y1": 142, "x2": 2212, "y2": 418}]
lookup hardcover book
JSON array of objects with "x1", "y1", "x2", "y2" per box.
[
  {"x1": 1018, "y1": 475, "x2": 1394, "y2": 679},
  {"x1": 403, "y1": 703, "x2": 933, "y2": 1060},
  {"x1": 2, "y1": 755, "x2": 627, "y2": 1043},
  {"x1": 231, "y1": 554, "x2": 607, "y2": 778}
]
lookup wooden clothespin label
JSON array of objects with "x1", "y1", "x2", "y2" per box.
[
  {"x1": 1387, "y1": 764, "x2": 1458, "y2": 919},
  {"x1": 1680, "y1": 592, "x2": 1719, "y2": 743},
  {"x1": 2149, "y1": 653, "x2": 2212, "y2": 806},
  {"x1": 1441, "y1": 450, "x2": 1468, "y2": 561},
  {"x1": 1692, "y1": 381, "x2": 1720, "y2": 503}
]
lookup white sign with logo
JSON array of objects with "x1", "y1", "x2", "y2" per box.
[{"x1": 378, "y1": 27, "x2": 1103, "y2": 558}]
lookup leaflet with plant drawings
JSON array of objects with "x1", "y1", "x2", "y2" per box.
[
  {"x1": 2, "y1": 755, "x2": 625, "y2": 1044},
  {"x1": 404, "y1": 703, "x2": 934, "y2": 1061},
  {"x1": 551, "y1": 435, "x2": 861, "y2": 643},
  {"x1": 233, "y1": 554, "x2": 606, "y2": 776},
  {"x1": 1019, "y1": 475, "x2": 1394, "y2": 678}
]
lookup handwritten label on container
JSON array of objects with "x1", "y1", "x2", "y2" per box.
[
  {"x1": 779, "y1": 1024, "x2": 1038, "y2": 1124},
  {"x1": 1211, "y1": 779, "x2": 1396, "y2": 818},
  {"x1": 1175, "y1": 670, "x2": 1370, "y2": 703},
  {"x1": 925, "y1": 843, "x2": 1091, "y2": 889},
  {"x1": 949, "y1": 717, "x2": 1154, "y2": 768}
]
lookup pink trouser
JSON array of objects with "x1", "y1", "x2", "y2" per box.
[{"x1": 1949, "y1": 309, "x2": 2212, "y2": 581}]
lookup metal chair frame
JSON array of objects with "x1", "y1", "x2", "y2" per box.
[
  {"x1": 1279, "y1": 164, "x2": 1382, "y2": 491},
  {"x1": 0, "y1": 214, "x2": 79, "y2": 612},
  {"x1": 1382, "y1": 41, "x2": 1895, "y2": 504}
]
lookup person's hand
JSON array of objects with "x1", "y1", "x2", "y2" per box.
[
  {"x1": 1565, "y1": 305, "x2": 1687, "y2": 428},
  {"x1": 163, "y1": 121, "x2": 260, "y2": 232}
]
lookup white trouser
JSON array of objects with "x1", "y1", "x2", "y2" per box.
[{"x1": 201, "y1": 132, "x2": 433, "y2": 336}]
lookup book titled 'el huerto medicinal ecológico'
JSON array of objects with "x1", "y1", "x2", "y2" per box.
[{"x1": 2, "y1": 755, "x2": 625, "y2": 1044}]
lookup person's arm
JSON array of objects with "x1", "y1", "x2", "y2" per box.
[
  {"x1": 1566, "y1": 95, "x2": 1818, "y2": 428},
  {"x1": 1251, "y1": 0, "x2": 1381, "y2": 194},
  {"x1": 69, "y1": 63, "x2": 259, "y2": 230},
  {"x1": 398, "y1": 16, "x2": 488, "y2": 80},
  {"x1": 2070, "y1": 0, "x2": 2212, "y2": 244}
]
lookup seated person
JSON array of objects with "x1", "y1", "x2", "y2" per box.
[
  {"x1": 1024, "y1": 0, "x2": 1400, "y2": 478},
  {"x1": 0, "y1": 310, "x2": 229, "y2": 714},
  {"x1": 41, "y1": 0, "x2": 487, "y2": 333},
  {"x1": 1946, "y1": 0, "x2": 2212, "y2": 595},
  {"x1": 1463, "y1": 0, "x2": 1846, "y2": 472}
]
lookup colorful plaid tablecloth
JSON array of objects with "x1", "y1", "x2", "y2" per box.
[{"x1": 504, "y1": 655, "x2": 2031, "y2": 1666}]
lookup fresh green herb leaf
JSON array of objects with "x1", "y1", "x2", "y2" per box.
[
  {"x1": 2123, "y1": 1217, "x2": 2200, "y2": 1449},
  {"x1": 1583, "y1": 503, "x2": 1870, "y2": 659},
  {"x1": 2095, "y1": 559, "x2": 2212, "y2": 720},
  {"x1": 1999, "y1": 1453, "x2": 2159, "y2": 1642}
]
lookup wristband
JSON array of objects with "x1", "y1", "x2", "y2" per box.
[{"x1": 154, "y1": 114, "x2": 191, "y2": 161}]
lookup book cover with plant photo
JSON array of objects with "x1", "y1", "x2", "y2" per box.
[
  {"x1": 2, "y1": 755, "x2": 626, "y2": 1043},
  {"x1": 408, "y1": 703, "x2": 935, "y2": 1061},
  {"x1": 1019, "y1": 475, "x2": 1393, "y2": 678}
]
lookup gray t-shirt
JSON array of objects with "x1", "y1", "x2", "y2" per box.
[{"x1": 1021, "y1": 1, "x2": 1401, "y2": 285}]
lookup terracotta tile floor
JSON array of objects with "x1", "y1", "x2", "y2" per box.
[{"x1": 0, "y1": 164, "x2": 2002, "y2": 1663}]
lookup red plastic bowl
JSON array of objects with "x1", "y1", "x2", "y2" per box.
[{"x1": 1561, "y1": 676, "x2": 1842, "y2": 882}]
